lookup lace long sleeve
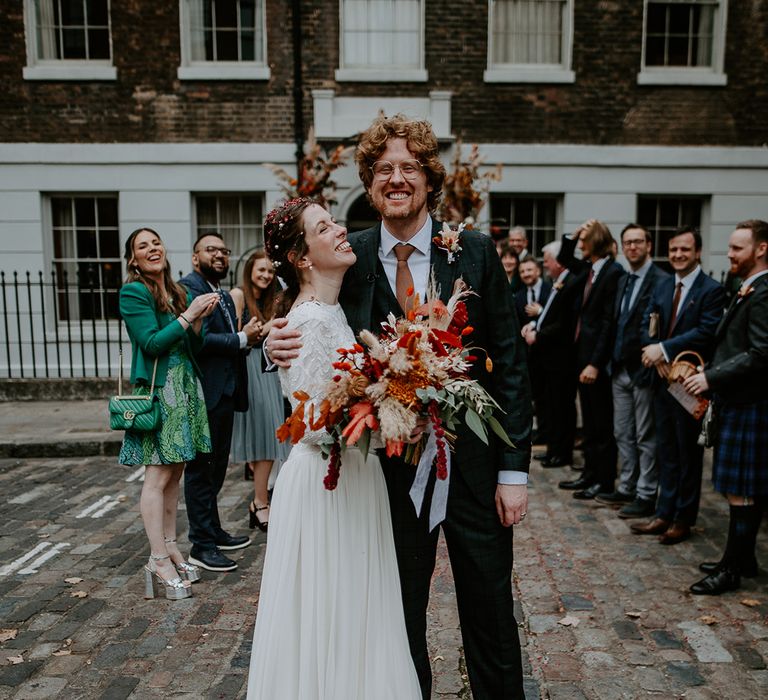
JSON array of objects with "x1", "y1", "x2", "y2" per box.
[{"x1": 279, "y1": 302, "x2": 356, "y2": 446}]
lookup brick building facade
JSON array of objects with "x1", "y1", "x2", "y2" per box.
[{"x1": 1, "y1": 0, "x2": 767, "y2": 376}]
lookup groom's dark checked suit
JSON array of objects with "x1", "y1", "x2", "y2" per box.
[{"x1": 339, "y1": 219, "x2": 532, "y2": 700}]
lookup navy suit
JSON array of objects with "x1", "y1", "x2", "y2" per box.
[
  {"x1": 558, "y1": 235, "x2": 625, "y2": 490},
  {"x1": 180, "y1": 270, "x2": 248, "y2": 552},
  {"x1": 515, "y1": 281, "x2": 552, "y2": 443},
  {"x1": 641, "y1": 269, "x2": 725, "y2": 525}
]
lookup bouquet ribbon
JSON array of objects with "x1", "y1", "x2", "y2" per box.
[{"x1": 409, "y1": 429, "x2": 451, "y2": 532}]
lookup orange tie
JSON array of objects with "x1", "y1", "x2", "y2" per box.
[{"x1": 394, "y1": 243, "x2": 416, "y2": 313}]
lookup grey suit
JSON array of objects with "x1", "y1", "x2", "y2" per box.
[{"x1": 611, "y1": 263, "x2": 669, "y2": 500}]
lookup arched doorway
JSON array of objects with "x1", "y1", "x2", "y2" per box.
[{"x1": 344, "y1": 193, "x2": 380, "y2": 233}]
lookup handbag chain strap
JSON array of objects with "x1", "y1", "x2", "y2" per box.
[{"x1": 117, "y1": 340, "x2": 159, "y2": 399}]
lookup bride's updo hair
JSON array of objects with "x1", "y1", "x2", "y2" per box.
[{"x1": 264, "y1": 197, "x2": 316, "y2": 316}]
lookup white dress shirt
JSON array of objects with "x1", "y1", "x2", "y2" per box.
[
  {"x1": 380, "y1": 217, "x2": 433, "y2": 303},
  {"x1": 207, "y1": 280, "x2": 248, "y2": 348}
]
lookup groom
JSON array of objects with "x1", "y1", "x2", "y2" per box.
[{"x1": 268, "y1": 114, "x2": 532, "y2": 699}]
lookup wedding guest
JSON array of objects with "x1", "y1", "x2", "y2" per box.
[
  {"x1": 684, "y1": 220, "x2": 768, "y2": 593},
  {"x1": 266, "y1": 114, "x2": 532, "y2": 700},
  {"x1": 181, "y1": 234, "x2": 261, "y2": 572},
  {"x1": 523, "y1": 241, "x2": 579, "y2": 468},
  {"x1": 557, "y1": 220, "x2": 625, "y2": 500},
  {"x1": 119, "y1": 227, "x2": 219, "y2": 600},
  {"x1": 595, "y1": 224, "x2": 669, "y2": 519},
  {"x1": 230, "y1": 250, "x2": 290, "y2": 532},
  {"x1": 497, "y1": 240, "x2": 522, "y2": 293},
  {"x1": 508, "y1": 226, "x2": 530, "y2": 259},
  {"x1": 632, "y1": 226, "x2": 725, "y2": 544},
  {"x1": 515, "y1": 256, "x2": 551, "y2": 444}
]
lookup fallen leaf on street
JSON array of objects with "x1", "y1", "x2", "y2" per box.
[
  {"x1": 64, "y1": 577, "x2": 83, "y2": 584},
  {"x1": 558, "y1": 615, "x2": 580, "y2": 627},
  {"x1": 7, "y1": 655, "x2": 24, "y2": 665},
  {"x1": 434, "y1": 655, "x2": 444, "y2": 661},
  {"x1": 52, "y1": 650, "x2": 72, "y2": 657},
  {"x1": 699, "y1": 615, "x2": 718, "y2": 626},
  {"x1": 0, "y1": 629, "x2": 18, "y2": 643},
  {"x1": 741, "y1": 599, "x2": 761, "y2": 608},
  {"x1": 70, "y1": 591, "x2": 88, "y2": 598},
  {"x1": 625, "y1": 611, "x2": 643, "y2": 618}
]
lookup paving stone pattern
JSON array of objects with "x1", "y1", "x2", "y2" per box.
[{"x1": 0, "y1": 453, "x2": 765, "y2": 698}]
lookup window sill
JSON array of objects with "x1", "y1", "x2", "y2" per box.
[
  {"x1": 484, "y1": 67, "x2": 575, "y2": 84},
  {"x1": 177, "y1": 64, "x2": 271, "y2": 81},
  {"x1": 334, "y1": 68, "x2": 428, "y2": 83},
  {"x1": 637, "y1": 70, "x2": 727, "y2": 86},
  {"x1": 23, "y1": 64, "x2": 117, "y2": 81}
]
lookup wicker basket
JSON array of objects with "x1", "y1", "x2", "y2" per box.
[{"x1": 668, "y1": 351, "x2": 705, "y2": 383}]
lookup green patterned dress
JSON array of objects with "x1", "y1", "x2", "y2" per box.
[{"x1": 119, "y1": 342, "x2": 211, "y2": 466}]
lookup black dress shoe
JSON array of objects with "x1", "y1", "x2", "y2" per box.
[
  {"x1": 573, "y1": 483, "x2": 603, "y2": 500},
  {"x1": 558, "y1": 477, "x2": 593, "y2": 491},
  {"x1": 617, "y1": 498, "x2": 656, "y2": 519},
  {"x1": 188, "y1": 548, "x2": 237, "y2": 572},
  {"x1": 542, "y1": 456, "x2": 570, "y2": 468},
  {"x1": 595, "y1": 490, "x2": 634, "y2": 507},
  {"x1": 699, "y1": 559, "x2": 758, "y2": 578},
  {"x1": 533, "y1": 452, "x2": 549, "y2": 461},
  {"x1": 215, "y1": 533, "x2": 252, "y2": 551},
  {"x1": 690, "y1": 567, "x2": 741, "y2": 595}
]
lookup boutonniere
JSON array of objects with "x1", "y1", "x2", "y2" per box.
[
  {"x1": 433, "y1": 222, "x2": 464, "y2": 264},
  {"x1": 737, "y1": 285, "x2": 754, "y2": 300},
  {"x1": 553, "y1": 281, "x2": 564, "y2": 291}
]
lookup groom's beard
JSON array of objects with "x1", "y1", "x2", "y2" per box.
[{"x1": 199, "y1": 259, "x2": 229, "y2": 283}]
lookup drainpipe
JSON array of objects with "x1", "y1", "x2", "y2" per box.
[{"x1": 292, "y1": 0, "x2": 304, "y2": 171}]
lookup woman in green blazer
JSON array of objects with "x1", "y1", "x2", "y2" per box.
[{"x1": 120, "y1": 227, "x2": 218, "y2": 600}]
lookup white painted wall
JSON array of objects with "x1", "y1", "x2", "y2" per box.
[{"x1": 0, "y1": 141, "x2": 766, "y2": 376}]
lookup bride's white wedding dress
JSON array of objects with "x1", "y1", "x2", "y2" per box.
[{"x1": 246, "y1": 301, "x2": 421, "y2": 700}]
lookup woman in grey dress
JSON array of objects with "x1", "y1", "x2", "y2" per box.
[{"x1": 231, "y1": 250, "x2": 290, "y2": 531}]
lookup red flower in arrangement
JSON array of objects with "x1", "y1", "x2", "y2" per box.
[{"x1": 277, "y1": 274, "x2": 514, "y2": 489}]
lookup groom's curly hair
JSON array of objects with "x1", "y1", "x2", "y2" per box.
[{"x1": 356, "y1": 114, "x2": 445, "y2": 213}]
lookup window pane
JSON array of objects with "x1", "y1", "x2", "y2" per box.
[
  {"x1": 98, "y1": 229, "x2": 119, "y2": 258},
  {"x1": 215, "y1": 0, "x2": 238, "y2": 27},
  {"x1": 645, "y1": 1, "x2": 716, "y2": 68},
  {"x1": 216, "y1": 30, "x2": 239, "y2": 60},
  {"x1": 240, "y1": 30, "x2": 255, "y2": 61},
  {"x1": 76, "y1": 230, "x2": 97, "y2": 258},
  {"x1": 86, "y1": 0, "x2": 109, "y2": 26},
  {"x1": 62, "y1": 28, "x2": 87, "y2": 58},
  {"x1": 60, "y1": 0, "x2": 85, "y2": 25},
  {"x1": 74, "y1": 198, "x2": 95, "y2": 227},
  {"x1": 88, "y1": 29, "x2": 110, "y2": 59},
  {"x1": 491, "y1": 0, "x2": 564, "y2": 66},
  {"x1": 97, "y1": 197, "x2": 118, "y2": 225}
]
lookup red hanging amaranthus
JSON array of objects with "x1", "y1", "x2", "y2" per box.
[{"x1": 429, "y1": 400, "x2": 448, "y2": 480}]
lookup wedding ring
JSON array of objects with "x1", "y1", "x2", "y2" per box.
[{"x1": 520, "y1": 512, "x2": 527, "y2": 518}]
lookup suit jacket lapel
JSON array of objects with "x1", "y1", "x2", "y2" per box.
[
  {"x1": 429, "y1": 219, "x2": 459, "y2": 303},
  {"x1": 671, "y1": 270, "x2": 706, "y2": 332},
  {"x1": 345, "y1": 225, "x2": 381, "y2": 331},
  {"x1": 614, "y1": 274, "x2": 629, "y2": 319}
]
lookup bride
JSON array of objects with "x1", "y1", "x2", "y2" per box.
[{"x1": 246, "y1": 198, "x2": 421, "y2": 699}]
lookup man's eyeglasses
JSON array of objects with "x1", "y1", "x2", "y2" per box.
[
  {"x1": 370, "y1": 159, "x2": 423, "y2": 180},
  {"x1": 201, "y1": 245, "x2": 232, "y2": 257},
  {"x1": 622, "y1": 239, "x2": 647, "y2": 248}
]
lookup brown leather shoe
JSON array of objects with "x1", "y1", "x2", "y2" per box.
[
  {"x1": 659, "y1": 522, "x2": 691, "y2": 545},
  {"x1": 630, "y1": 517, "x2": 670, "y2": 535}
]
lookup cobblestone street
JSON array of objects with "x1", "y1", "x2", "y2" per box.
[{"x1": 0, "y1": 450, "x2": 765, "y2": 699}]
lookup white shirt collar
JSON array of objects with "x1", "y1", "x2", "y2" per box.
[
  {"x1": 529, "y1": 278, "x2": 543, "y2": 297},
  {"x1": 742, "y1": 269, "x2": 768, "y2": 290},
  {"x1": 631, "y1": 258, "x2": 653, "y2": 280},
  {"x1": 591, "y1": 256, "x2": 610, "y2": 277},
  {"x1": 380, "y1": 215, "x2": 433, "y2": 258},
  {"x1": 675, "y1": 265, "x2": 701, "y2": 288}
]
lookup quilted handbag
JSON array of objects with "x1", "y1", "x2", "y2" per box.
[{"x1": 109, "y1": 352, "x2": 161, "y2": 432}]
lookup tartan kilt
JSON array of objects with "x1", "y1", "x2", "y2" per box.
[{"x1": 712, "y1": 398, "x2": 768, "y2": 497}]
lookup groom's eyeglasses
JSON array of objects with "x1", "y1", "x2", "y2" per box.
[{"x1": 370, "y1": 159, "x2": 424, "y2": 180}]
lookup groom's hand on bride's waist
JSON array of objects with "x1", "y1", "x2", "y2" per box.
[{"x1": 263, "y1": 318, "x2": 303, "y2": 369}]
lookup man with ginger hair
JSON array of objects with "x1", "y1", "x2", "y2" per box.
[{"x1": 267, "y1": 114, "x2": 532, "y2": 699}]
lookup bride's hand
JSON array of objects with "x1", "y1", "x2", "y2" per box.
[
  {"x1": 404, "y1": 416, "x2": 429, "y2": 444},
  {"x1": 264, "y1": 318, "x2": 303, "y2": 368}
]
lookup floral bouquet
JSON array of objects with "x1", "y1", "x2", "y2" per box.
[{"x1": 276, "y1": 278, "x2": 513, "y2": 490}]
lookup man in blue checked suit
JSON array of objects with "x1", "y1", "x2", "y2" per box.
[
  {"x1": 632, "y1": 226, "x2": 725, "y2": 545},
  {"x1": 181, "y1": 233, "x2": 261, "y2": 572}
]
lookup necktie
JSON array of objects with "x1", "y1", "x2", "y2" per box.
[
  {"x1": 574, "y1": 268, "x2": 594, "y2": 341},
  {"x1": 621, "y1": 274, "x2": 638, "y2": 317},
  {"x1": 394, "y1": 243, "x2": 416, "y2": 313},
  {"x1": 528, "y1": 287, "x2": 535, "y2": 304},
  {"x1": 667, "y1": 281, "x2": 683, "y2": 336}
]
